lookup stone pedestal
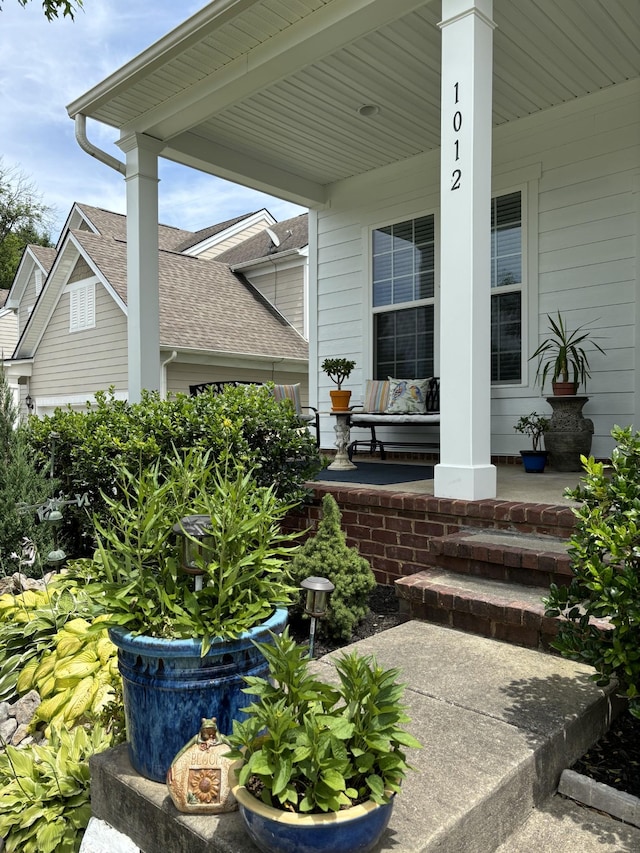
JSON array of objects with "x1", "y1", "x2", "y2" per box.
[{"x1": 545, "y1": 396, "x2": 593, "y2": 472}]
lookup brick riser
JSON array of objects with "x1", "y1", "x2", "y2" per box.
[{"x1": 286, "y1": 483, "x2": 577, "y2": 586}]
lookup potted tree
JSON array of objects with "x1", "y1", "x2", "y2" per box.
[
  {"x1": 514, "y1": 413, "x2": 550, "y2": 473},
  {"x1": 68, "y1": 447, "x2": 301, "y2": 783},
  {"x1": 529, "y1": 312, "x2": 605, "y2": 471},
  {"x1": 530, "y1": 311, "x2": 605, "y2": 396},
  {"x1": 226, "y1": 628, "x2": 421, "y2": 853},
  {"x1": 322, "y1": 358, "x2": 356, "y2": 411}
]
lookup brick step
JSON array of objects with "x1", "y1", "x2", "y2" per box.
[
  {"x1": 396, "y1": 569, "x2": 562, "y2": 651},
  {"x1": 428, "y1": 528, "x2": 572, "y2": 588}
]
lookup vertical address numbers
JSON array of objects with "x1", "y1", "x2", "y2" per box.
[{"x1": 451, "y1": 82, "x2": 462, "y2": 191}]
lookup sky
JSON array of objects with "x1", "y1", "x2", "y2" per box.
[{"x1": 0, "y1": 0, "x2": 306, "y2": 241}]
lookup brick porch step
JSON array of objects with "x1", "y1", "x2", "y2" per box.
[
  {"x1": 396, "y1": 569, "x2": 561, "y2": 650},
  {"x1": 428, "y1": 528, "x2": 572, "y2": 588}
]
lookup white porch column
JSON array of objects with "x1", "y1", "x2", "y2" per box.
[
  {"x1": 118, "y1": 133, "x2": 163, "y2": 402},
  {"x1": 434, "y1": 0, "x2": 496, "y2": 500}
]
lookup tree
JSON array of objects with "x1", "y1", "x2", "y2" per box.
[
  {"x1": 1, "y1": 0, "x2": 83, "y2": 20},
  {"x1": 0, "y1": 160, "x2": 53, "y2": 289}
]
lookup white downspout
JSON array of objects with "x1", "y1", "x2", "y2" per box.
[
  {"x1": 74, "y1": 114, "x2": 126, "y2": 175},
  {"x1": 160, "y1": 351, "x2": 178, "y2": 399}
]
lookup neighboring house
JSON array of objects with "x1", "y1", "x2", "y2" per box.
[
  {"x1": 3, "y1": 203, "x2": 309, "y2": 416},
  {"x1": 66, "y1": 0, "x2": 640, "y2": 500},
  {"x1": 0, "y1": 289, "x2": 18, "y2": 362}
]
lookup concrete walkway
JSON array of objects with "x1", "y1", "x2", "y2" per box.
[{"x1": 89, "y1": 621, "x2": 640, "y2": 853}]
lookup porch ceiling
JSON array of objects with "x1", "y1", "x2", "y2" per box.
[{"x1": 67, "y1": 0, "x2": 640, "y2": 207}]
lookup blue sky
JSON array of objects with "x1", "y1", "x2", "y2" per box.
[{"x1": 0, "y1": 0, "x2": 306, "y2": 240}]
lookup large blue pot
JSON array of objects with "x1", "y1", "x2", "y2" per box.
[
  {"x1": 230, "y1": 772, "x2": 395, "y2": 853},
  {"x1": 109, "y1": 608, "x2": 287, "y2": 783}
]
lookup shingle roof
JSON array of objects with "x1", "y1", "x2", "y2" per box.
[
  {"x1": 173, "y1": 211, "x2": 265, "y2": 253},
  {"x1": 71, "y1": 230, "x2": 308, "y2": 360},
  {"x1": 0, "y1": 290, "x2": 8, "y2": 308},
  {"x1": 29, "y1": 245, "x2": 57, "y2": 273},
  {"x1": 215, "y1": 214, "x2": 308, "y2": 266},
  {"x1": 74, "y1": 204, "x2": 194, "y2": 252}
]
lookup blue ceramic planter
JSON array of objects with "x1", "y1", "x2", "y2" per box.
[
  {"x1": 520, "y1": 450, "x2": 548, "y2": 473},
  {"x1": 109, "y1": 607, "x2": 287, "y2": 783},
  {"x1": 231, "y1": 770, "x2": 395, "y2": 853}
]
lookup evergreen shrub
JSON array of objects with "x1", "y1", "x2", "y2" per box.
[
  {"x1": 545, "y1": 426, "x2": 640, "y2": 718},
  {"x1": 289, "y1": 493, "x2": 376, "y2": 640}
]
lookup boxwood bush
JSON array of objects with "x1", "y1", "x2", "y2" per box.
[{"x1": 25, "y1": 385, "x2": 322, "y2": 555}]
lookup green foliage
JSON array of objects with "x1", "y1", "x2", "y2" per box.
[
  {"x1": 0, "y1": 584, "x2": 90, "y2": 704},
  {"x1": 545, "y1": 426, "x2": 640, "y2": 718},
  {"x1": 514, "y1": 412, "x2": 550, "y2": 452},
  {"x1": 289, "y1": 494, "x2": 376, "y2": 640},
  {"x1": 0, "y1": 724, "x2": 110, "y2": 853},
  {"x1": 226, "y1": 628, "x2": 421, "y2": 813},
  {"x1": 530, "y1": 311, "x2": 605, "y2": 392},
  {"x1": 25, "y1": 385, "x2": 322, "y2": 553},
  {"x1": 0, "y1": 369, "x2": 56, "y2": 576},
  {"x1": 321, "y1": 358, "x2": 356, "y2": 390},
  {"x1": 67, "y1": 448, "x2": 301, "y2": 653},
  {"x1": 0, "y1": 159, "x2": 53, "y2": 289}
]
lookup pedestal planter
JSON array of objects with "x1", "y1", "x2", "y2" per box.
[
  {"x1": 109, "y1": 607, "x2": 288, "y2": 783},
  {"x1": 545, "y1": 396, "x2": 593, "y2": 472},
  {"x1": 231, "y1": 771, "x2": 395, "y2": 853}
]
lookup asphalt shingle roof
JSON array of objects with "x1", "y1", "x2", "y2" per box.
[
  {"x1": 215, "y1": 214, "x2": 308, "y2": 266},
  {"x1": 74, "y1": 204, "x2": 194, "y2": 253}
]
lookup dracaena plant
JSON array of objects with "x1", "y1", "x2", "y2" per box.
[
  {"x1": 530, "y1": 312, "x2": 605, "y2": 392},
  {"x1": 64, "y1": 446, "x2": 300, "y2": 655},
  {"x1": 225, "y1": 628, "x2": 421, "y2": 813}
]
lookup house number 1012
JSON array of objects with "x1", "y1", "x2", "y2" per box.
[{"x1": 451, "y1": 82, "x2": 462, "y2": 191}]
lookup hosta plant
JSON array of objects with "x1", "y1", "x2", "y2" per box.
[
  {"x1": 545, "y1": 426, "x2": 640, "y2": 717},
  {"x1": 0, "y1": 724, "x2": 112, "y2": 853},
  {"x1": 225, "y1": 628, "x2": 421, "y2": 813}
]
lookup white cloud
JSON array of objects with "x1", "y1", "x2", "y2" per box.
[{"x1": 0, "y1": 1, "x2": 305, "y2": 238}]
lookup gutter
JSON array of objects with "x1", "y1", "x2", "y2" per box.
[
  {"x1": 74, "y1": 114, "x2": 126, "y2": 175},
  {"x1": 229, "y1": 247, "x2": 303, "y2": 272},
  {"x1": 160, "y1": 350, "x2": 178, "y2": 400}
]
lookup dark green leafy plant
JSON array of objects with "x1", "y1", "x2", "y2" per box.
[
  {"x1": 545, "y1": 426, "x2": 640, "y2": 717},
  {"x1": 225, "y1": 628, "x2": 421, "y2": 813},
  {"x1": 530, "y1": 311, "x2": 605, "y2": 393},
  {"x1": 321, "y1": 358, "x2": 356, "y2": 390},
  {"x1": 0, "y1": 724, "x2": 110, "y2": 853},
  {"x1": 67, "y1": 447, "x2": 301, "y2": 654},
  {"x1": 24, "y1": 385, "x2": 322, "y2": 554},
  {"x1": 514, "y1": 412, "x2": 549, "y2": 451},
  {"x1": 289, "y1": 493, "x2": 376, "y2": 640}
]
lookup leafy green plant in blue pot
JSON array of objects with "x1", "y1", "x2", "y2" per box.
[
  {"x1": 226, "y1": 629, "x2": 421, "y2": 853},
  {"x1": 515, "y1": 412, "x2": 550, "y2": 473},
  {"x1": 67, "y1": 445, "x2": 300, "y2": 782}
]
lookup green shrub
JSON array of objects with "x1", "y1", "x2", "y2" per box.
[
  {"x1": 289, "y1": 493, "x2": 376, "y2": 640},
  {"x1": 0, "y1": 370, "x2": 55, "y2": 576},
  {"x1": 25, "y1": 385, "x2": 322, "y2": 553},
  {"x1": 545, "y1": 426, "x2": 640, "y2": 718}
]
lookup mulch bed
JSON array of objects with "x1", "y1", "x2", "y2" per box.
[{"x1": 292, "y1": 584, "x2": 640, "y2": 802}]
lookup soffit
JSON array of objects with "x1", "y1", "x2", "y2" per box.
[{"x1": 69, "y1": 0, "x2": 640, "y2": 199}]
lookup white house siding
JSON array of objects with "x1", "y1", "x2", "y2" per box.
[
  {"x1": 29, "y1": 282, "x2": 127, "y2": 406},
  {"x1": 166, "y1": 361, "x2": 310, "y2": 407},
  {"x1": 314, "y1": 80, "x2": 639, "y2": 460},
  {"x1": 17, "y1": 267, "x2": 40, "y2": 337},
  {"x1": 245, "y1": 262, "x2": 305, "y2": 336}
]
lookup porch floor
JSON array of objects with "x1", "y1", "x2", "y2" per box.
[{"x1": 316, "y1": 461, "x2": 583, "y2": 507}]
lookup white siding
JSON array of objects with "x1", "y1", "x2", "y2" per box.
[
  {"x1": 315, "y1": 80, "x2": 640, "y2": 459},
  {"x1": 17, "y1": 267, "x2": 40, "y2": 336},
  {"x1": 195, "y1": 219, "x2": 273, "y2": 260},
  {"x1": 30, "y1": 282, "x2": 127, "y2": 403},
  {"x1": 0, "y1": 309, "x2": 18, "y2": 359}
]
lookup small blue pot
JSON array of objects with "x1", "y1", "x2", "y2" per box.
[
  {"x1": 520, "y1": 450, "x2": 548, "y2": 473},
  {"x1": 109, "y1": 608, "x2": 287, "y2": 783},
  {"x1": 230, "y1": 768, "x2": 395, "y2": 853}
]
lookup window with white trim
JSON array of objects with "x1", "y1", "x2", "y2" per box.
[
  {"x1": 372, "y1": 215, "x2": 435, "y2": 378},
  {"x1": 372, "y1": 193, "x2": 523, "y2": 384},
  {"x1": 69, "y1": 282, "x2": 96, "y2": 332},
  {"x1": 490, "y1": 191, "x2": 522, "y2": 384}
]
